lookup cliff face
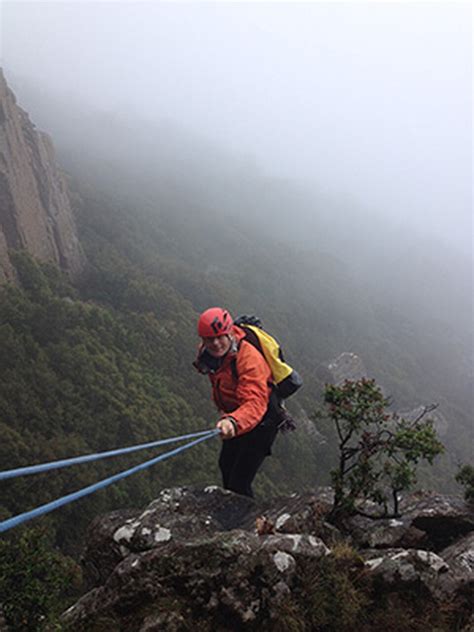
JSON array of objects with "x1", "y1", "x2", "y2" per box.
[{"x1": 0, "y1": 69, "x2": 84, "y2": 282}]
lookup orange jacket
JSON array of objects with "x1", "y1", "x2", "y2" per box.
[{"x1": 204, "y1": 327, "x2": 273, "y2": 435}]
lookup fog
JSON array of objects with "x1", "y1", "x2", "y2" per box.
[{"x1": 1, "y1": 1, "x2": 472, "y2": 324}]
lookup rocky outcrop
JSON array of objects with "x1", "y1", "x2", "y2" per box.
[
  {"x1": 346, "y1": 490, "x2": 474, "y2": 551},
  {"x1": 327, "y1": 352, "x2": 368, "y2": 384},
  {"x1": 0, "y1": 69, "x2": 85, "y2": 282},
  {"x1": 62, "y1": 486, "x2": 474, "y2": 631},
  {"x1": 399, "y1": 404, "x2": 450, "y2": 438},
  {"x1": 326, "y1": 353, "x2": 450, "y2": 436}
]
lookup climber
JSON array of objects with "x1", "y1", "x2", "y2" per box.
[{"x1": 193, "y1": 307, "x2": 280, "y2": 498}]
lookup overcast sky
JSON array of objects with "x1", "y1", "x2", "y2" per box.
[{"x1": 1, "y1": 1, "x2": 472, "y2": 257}]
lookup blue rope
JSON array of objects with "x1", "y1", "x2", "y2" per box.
[
  {"x1": 0, "y1": 429, "x2": 219, "y2": 534},
  {"x1": 0, "y1": 429, "x2": 215, "y2": 481}
]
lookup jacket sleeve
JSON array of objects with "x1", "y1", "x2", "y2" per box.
[{"x1": 229, "y1": 342, "x2": 272, "y2": 435}]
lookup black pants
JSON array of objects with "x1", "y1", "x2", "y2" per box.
[{"x1": 218, "y1": 420, "x2": 278, "y2": 498}]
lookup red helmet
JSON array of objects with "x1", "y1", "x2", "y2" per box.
[{"x1": 198, "y1": 307, "x2": 233, "y2": 337}]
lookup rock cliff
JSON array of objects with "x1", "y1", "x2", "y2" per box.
[
  {"x1": 62, "y1": 486, "x2": 473, "y2": 631},
  {"x1": 326, "y1": 352, "x2": 450, "y2": 437},
  {"x1": 0, "y1": 69, "x2": 84, "y2": 282}
]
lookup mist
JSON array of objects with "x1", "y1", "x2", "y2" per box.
[{"x1": 1, "y1": 1, "x2": 472, "y2": 336}]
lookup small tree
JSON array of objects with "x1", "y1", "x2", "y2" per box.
[
  {"x1": 455, "y1": 464, "x2": 474, "y2": 502},
  {"x1": 324, "y1": 378, "x2": 444, "y2": 519}
]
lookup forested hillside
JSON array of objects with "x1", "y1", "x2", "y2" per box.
[{"x1": 0, "y1": 83, "x2": 471, "y2": 558}]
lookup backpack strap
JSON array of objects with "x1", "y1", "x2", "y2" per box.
[
  {"x1": 230, "y1": 357, "x2": 239, "y2": 382},
  {"x1": 238, "y1": 325, "x2": 264, "y2": 355},
  {"x1": 230, "y1": 325, "x2": 265, "y2": 383}
]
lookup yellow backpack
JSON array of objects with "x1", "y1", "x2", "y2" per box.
[{"x1": 234, "y1": 316, "x2": 303, "y2": 399}]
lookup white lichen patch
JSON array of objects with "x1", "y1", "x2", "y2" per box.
[
  {"x1": 138, "y1": 508, "x2": 154, "y2": 521},
  {"x1": 160, "y1": 490, "x2": 173, "y2": 503},
  {"x1": 114, "y1": 524, "x2": 137, "y2": 543},
  {"x1": 273, "y1": 551, "x2": 295, "y2": 573},
  {"x1": 141, "y1": 528, "x2": 152, "y2": 536},
  {"x1": 365, "y1": 557, "x2": 384, "y2": 571},
  {"x1": 159, "y1": 487, "x2": 185, "y2": 503},
  {"x1": 154, "y1": 527, "x2": 172, "y2": 543},
  {"x1": 391, "y1": 551, "x2": 410, "y2": 561},
  {"x1": 389, "y1": 519, "x2": 404, "y2": 527},
  {"x1": 415, "y1": 550, "x2": 448, "y2": 573},
  {"x1": 287, "y1": 534, "x2": 303, "y2": 551},
  {"x1": 275, "y1": 513, "x2": 291, "y2": 530},
  {"x1": 308, "y1": 536, "x2": 331, "y2": 555}
]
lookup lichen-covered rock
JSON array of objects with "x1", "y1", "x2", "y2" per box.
[
  {"x1": 81, "y1": 508, "x2": 139, "y2": 589},
  {"x1": 261, "y1": 487, "x2": 344, "y2": 546},
  {"x1": 63, "y1": 529, "x2": 329, "y2": 630},
  {"x1": 347, "y1": 490, "x2": 473, "y2": 551},
  {"x1": 402, "y1": 490, "x2": 474, "y2": 549},
  {"x1": 327, "y1": 352, "x2": 368, "y2": 384},
  {"x1": 437, "y1": 532, "x2": 474, "y2": 599},
  {"x1": 65, "y1": 486, "x2": 474, "y2": 631},
  {"x1": 363, "y1": 548, "x2": 450, "y2": 597},
  {"x1": 81, "y1": 487, "x2": 257, "y2": 587},
  {"x1": 362, "y1": 542, "x2": 473, "y2": 617}
]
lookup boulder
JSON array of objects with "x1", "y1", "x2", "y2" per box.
[
  {"x1": 363, "y1": 539, "x2": 473, "y2": 615},
  {"x1": 437, "y1": 532, "x2": 474, "y2": 599},
  {"x1": 363, "y1": 548, "x2": 450, "y2": 599},
  {"x1": 259, "y1": 487, "x2": 344, "y2": 546},
  {"x1": 327, "y1": 352, "x2": 368, "y2": 384},
  {"x1": 64, "y1": 486, "x2": 474, "y2": 631},
  {"x1": 347, "y1": 490, "x2": 473, "y2": 551},
  {"x1": 402, "y1": 491, "x2": 474, "y2": 550},
  {"x1": 81, "y1": 486, "x2": 257, "y2": 587},
  {"x1": 64, "y1": 529, "x2": 329, "y2": 630}
]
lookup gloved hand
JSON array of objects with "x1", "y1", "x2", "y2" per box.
[{"x1": 216, "y1": 417, "x2": 237, "y2": 439}]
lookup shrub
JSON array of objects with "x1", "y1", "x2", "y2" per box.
[
  {"x1": 324, "y1": 378, "x2": 444, "y2": 518},
  {"x1": 455, "y1": 464, "x2": 474, "y2": 502}
]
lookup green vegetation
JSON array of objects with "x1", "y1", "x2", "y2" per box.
[
  {"x1": 272, "y1": 553, "x2": 367, "y2": 632},
  {"x1": 455, "y1": 464, "x2": 474, "y2": 502},
  {"x1": 0, "y1": 91, "x2": 471, "y2": 630},
  {"x1": 270, "y1": 545, "x2": 466, "y2": 632},
  {"x1": 0, "y1": 173, "x2": 467, "y2": 560},
  {"x1": 0, "y1": 252, "x2": 218, "y2": 554},
  {"x1": 324, "y1": 378, "x2": 444, "y2": 517},
  {"x1": 0, "y1": 527, "x2": 79, "y2": 631}
]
